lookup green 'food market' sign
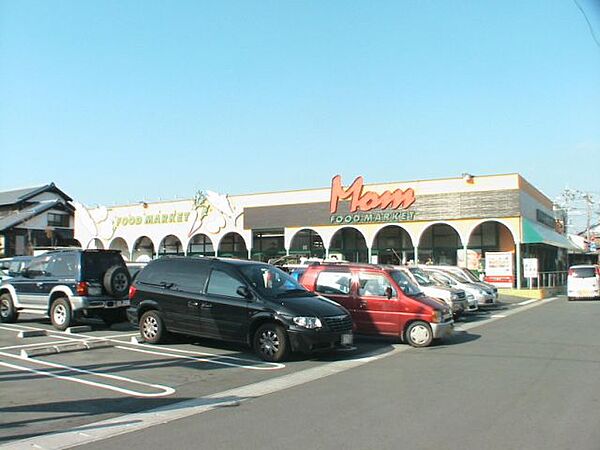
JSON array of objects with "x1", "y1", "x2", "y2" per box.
[{"x1": 330, "y1": 211, "x2": 416, "y2": 225}]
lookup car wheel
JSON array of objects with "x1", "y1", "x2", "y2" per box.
[
  {"x1": 0, "y1": 293, "x2": 18, "y2": 323},
  {"x1": 103, "y1": 266, "x2": 131, "y2": 297},
  {"x1": 405, "y1": 321, "x2": 433, "y2": 348},
  {"x1": 140, "y1": 310, "x2": 166, "y2": 344},
  {"x1": 50, "y1": 298, "x2": 72, "y2": 331},
  {"x1": 253, "y1": 323, "x2": 289, "y2": 362}
]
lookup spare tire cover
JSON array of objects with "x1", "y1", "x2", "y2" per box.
[{"x1": 103, "y1": 265, "x2": 131, "y2": 297}]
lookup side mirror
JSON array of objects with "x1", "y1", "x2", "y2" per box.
[
  {"x1": 385, "y1": 286, "x2": 393, "y2": 299},
  {"x1": 237, "y1": 286, "x2": 253, "y2": 299},
  {"x1": 20, "y1": 269, "x2": 31, "y2": 278}
]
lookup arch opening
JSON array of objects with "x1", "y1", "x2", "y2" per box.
[
  {"x1": 329, "y1": 227, "x2": 368, "y2": 263},
  {"x1": 372, "y1": 225, "x2": 414, "y2": 264}
]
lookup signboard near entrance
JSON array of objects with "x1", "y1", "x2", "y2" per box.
[
  {"x1": 484, "y1": 251, "x2": 514, "y2": 288},
  {"x1": 523, "y1": 258, "x2": 538, "y2": 279}
]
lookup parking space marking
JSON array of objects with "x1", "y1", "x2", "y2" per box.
[
  {"x1": 2, "y1": 297, "x2": 563, "y2": 450},
  {"x1": 517, "y1": 299, "x2": 538, "y2": 306},
  {"x1": 113, "y1": 345, "x2": 284, "y2": 370},
  {"x1": 1, "y1": 322, "x2": 285, "y2": 370},
  {"x1": 0, "y1": 355, "x2": 175, "y2": 398}
]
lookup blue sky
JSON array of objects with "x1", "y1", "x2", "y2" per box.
[{"x1": 1, "y1": 0, "x2": 599, "y2": 210}]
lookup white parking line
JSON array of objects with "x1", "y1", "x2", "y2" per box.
[
  {"x1": 517, "y1": 299, "x2": 538, "y2": 306},
  {"x1": 0, "y1": 351, "x2": 175, "y2": 398},
  {"x1": 1, "y1": 322, "x2": 285, "y2": 370},
  {"x1": 2, "y1": 297, "x2": 562, "y2": 450},
  {"x1": 114, "y1": 345, "x2": 283, "y2": 370}
]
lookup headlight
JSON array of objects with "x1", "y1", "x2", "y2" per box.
[
  {"x1": 431, "y1": 310, "x2": 442, "y2": 323},
  {"x1": 450, "y1": 294, "x2": 458, "y2": 301},
  {"x1": 293, "y1": 316, "x2": 322, "y2": 329}
]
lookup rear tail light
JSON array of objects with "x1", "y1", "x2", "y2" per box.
[
  {"x1": 129, "y1": 285, "x2": 137, "y2": 300},
  {"x1": 76, "y1": 282, "x2": 89, "y2": 296}
]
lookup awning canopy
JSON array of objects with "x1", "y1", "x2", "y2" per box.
[{"x1": 522, "y1": 219, "x2": 580, "y2": 251}]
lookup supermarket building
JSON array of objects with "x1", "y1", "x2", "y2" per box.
[{"x1": 74, "y1": 173, "x2": 574, "y2": 289}]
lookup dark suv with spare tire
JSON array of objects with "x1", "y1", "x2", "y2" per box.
[
  {"x1": 0, "y1": 249, "x2": 131, "y2": 330},
  {"x1": 127, "y1": 257, "x2": 354, "y2": 362}
]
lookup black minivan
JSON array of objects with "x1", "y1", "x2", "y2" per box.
[{"x1": 127, "y1": 257, "x2": 354, "y2": 361}]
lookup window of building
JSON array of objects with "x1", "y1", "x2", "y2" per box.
[
  {"x1": 251, "y1": 229, "x2": 285, "y2": 262},
  {"x1": 48, "y1": 213, "x2": 70, "y2": 227}
]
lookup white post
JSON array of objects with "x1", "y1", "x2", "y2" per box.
[
  {"x1": 516, "y1": 243, "x2": 522, "y2": 289},
  {"x1": 413, "y1": 246, "x2": 419, "y2": 264},
  {"x1": 463, "y1": 245, "x2": 468, "y2": 268}
]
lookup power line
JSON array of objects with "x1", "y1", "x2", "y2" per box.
[{"x1": 572, "y1": 0, "x2": 600, "y2": 49}]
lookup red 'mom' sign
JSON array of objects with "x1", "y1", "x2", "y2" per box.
[{"x1": 329, "y1": 175, "x2": 416, "y2": 214}]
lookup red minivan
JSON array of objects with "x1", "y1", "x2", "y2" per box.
[{"x1": 300, "y1": 263, "x2": 453, "y2": 347}]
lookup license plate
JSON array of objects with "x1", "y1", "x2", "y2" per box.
[
  {"x1": 88, "y1": 287, "x2": 102, "y2": 296},
  {"x1": 341, "y1": 334, "x2": 353, "y2": 345}
]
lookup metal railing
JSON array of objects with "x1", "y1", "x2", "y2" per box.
[{"x1": 523, "y1": 271, "x2": 568, "y2": 288}]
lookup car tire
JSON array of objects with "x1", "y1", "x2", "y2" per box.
[
  {"x1": 50, "y1": 298, "x2": 73, "y2": 331},
  {"x1": 140, "y1": 310, "x2": 166, "y2": 344},
  {"x1": 100, "y1": 308, "x2": 127, "y2": 326},
  {"x1": 103, "y1": 266, "x2": 131, "y2": 297},
  {"x1": 405, "y1": 321, "x2": 433, "y2": 348},
  {"x1": 253, "y1": 323, "x2": 289, "y2": 362},
  {"x1": 0, "y1": 293, "x2": 18, "y2": 323}
]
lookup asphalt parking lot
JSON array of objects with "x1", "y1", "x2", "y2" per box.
[{"x1": 0, "y1": 295, "x2": 528, "y2": 445}]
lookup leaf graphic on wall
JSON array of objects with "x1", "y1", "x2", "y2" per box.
[{"x1": 188, "y1": 204, "x2": 209, "y2": 238}]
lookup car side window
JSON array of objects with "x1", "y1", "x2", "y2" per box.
[
  {"x1": 27, "y1": 256, "x2": 51, "y2": 277},
  {"x1": 358, "y1": 273, "x2": 396, "y2": 298},
  {"x1": 315, "y1": 271, "x2": 351, "y2": 295},
  {"x1": 206, "y1": 269, "x2": 246, "y2": 298},
  {"x1": 46, "y1": 254, "x2": 77, "y2": 278}
]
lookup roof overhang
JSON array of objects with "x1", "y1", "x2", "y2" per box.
[{"x1": 522, "y1": 218, "x2": 580, "y2": 251}]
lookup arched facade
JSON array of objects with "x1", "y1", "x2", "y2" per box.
[
  {"x1": 109, "y1": 237, "x2": 130, "y2": 261},
  {"x1": 371, "y1": 225, "x2": 414, "y2": 264},
  {"x1": 87, "y1": 238, "x2": 104, "y2": 250},
  {"x1": 187, "y1": 233, "x2": 215, "y2": 257},
  {"x1": 218, "y1": 232, "x2": 248, "y2": 259},
  {"x1": 158, "y1": 235, "x2": 184, "y2": 256},
  {"x1": 465, "y1": 220, "x2": 517, "y2": 272},
  {"x1": 418, "y1": 223, "x2": 463, "y2": 265},
  {"x1": 289, "y1": 229, "x2": 325, "y2": 258},
  {"x1": 329, "y1": 227, "x2": 368, "y2": 263},
  {"x1": 132, "y1": 236, "x2": 155, "y2": 262}
]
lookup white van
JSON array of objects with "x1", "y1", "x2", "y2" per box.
[{"x1": 567, "y1": 265, "x2": 600, "y2": 301}]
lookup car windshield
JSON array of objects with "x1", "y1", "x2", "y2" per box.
[
  {"x1": 408, "y1": 268, "x2": 435, "y2": 286},
  {"x1": 240, "y1": 264, "x2": 313, "y2": 298},
  {"x1": 389, "y1": 270, "x2": 423, "y2": 296},
  {"x1": 446, "y1": 270, "x2": 470, "y2": 283},
  {"x1": 464, "y1": 269, "x2": 480, "y2": 282}
]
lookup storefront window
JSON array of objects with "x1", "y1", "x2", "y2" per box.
[
  {"x1": 329, "y1": 227, "x2": 368, "y2": 263},
  {"x1": 289, "y1": 229, "x2": 325, "y2": 259},
  {"x1": 158, "y1": 235, "x2": 184, "y2": 256},
  {"x1": 187, "y1": 234, "x2": 215, "y2": 257},
  {"x1": 218, "y1": 232, "x2": 248, "y2": 259},
  {"x1": 372, "y1": 225, "x2": 414, "y2": 264},
  {"x1": 251, "y1": 229, "x2": 286, "y2": 262},
  {"x1": 418, "y1": 224, "x2": 461, "y2": 265}
]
